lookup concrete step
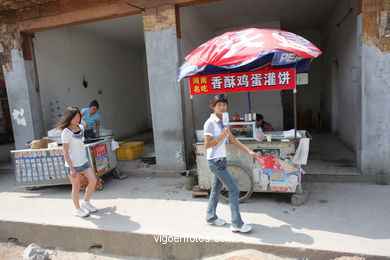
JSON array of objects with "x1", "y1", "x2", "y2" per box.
[
  {"x1": 0, "y1": 220, "x2": 386, "y2": 260},
  {"x1": 302, "y1": 173, "x2": 386, "y2": 184}
]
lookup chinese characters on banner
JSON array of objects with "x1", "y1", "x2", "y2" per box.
[
  {"x1": 93, "y1": 144, "x2": 109, "y2": 174},
  {"x1": 93, "y1": 144, "x2": 108, "y2": 158},
  {"x1": 12, "y1": 148, "x2": 69, "y2": 185},
  {"x1": 189, "y1": 68, "x2": 296, "y2": 95}
]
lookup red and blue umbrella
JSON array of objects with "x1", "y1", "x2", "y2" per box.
[{"x1": 178, "y1": 28, "x2": 322, "y2": 81}]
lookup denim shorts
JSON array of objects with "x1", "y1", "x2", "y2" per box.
[{"x1": 67, "y1": 161, "x2": 90, "y2": 173}]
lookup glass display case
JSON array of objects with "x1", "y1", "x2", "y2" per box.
[{"x1": 229, "y1": 121, "x2": 256, "y2": 140}]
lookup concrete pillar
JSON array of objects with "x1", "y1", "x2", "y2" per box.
[
  {"x1": 143, "y1": 5, "x2": 186, "y2": 172},
  {"x1": 359, "y1": 0, "x2": 390, "y2": 180},
  {"x1": 3, "y1": 45, "x2": 45, "y2": 149}
]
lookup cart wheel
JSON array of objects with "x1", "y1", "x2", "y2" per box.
[{"x1": 218, "y1": 162, "x2": 253, "y2": 203}]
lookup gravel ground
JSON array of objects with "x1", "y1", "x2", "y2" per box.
[{"x1": 0, "y1": 241, "x2": 158, "y2": 260}]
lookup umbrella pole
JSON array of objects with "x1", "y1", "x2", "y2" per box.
[
  {"x1": 294, "y1": 69, "x2": 297, "y2": 141},
  {"x1": 247, "y1": 92, "x2": 252, "y2": 113},
  {"x1": 190, "y1": 95, "x2": 196, "y2": 138},
  {"x1": 294, "y1": 88, "x2": 297, "y2": 140}
]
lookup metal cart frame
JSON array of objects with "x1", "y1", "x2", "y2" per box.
[{"x1": 11, "y1": 137, "x2": 121, "y2": 189}]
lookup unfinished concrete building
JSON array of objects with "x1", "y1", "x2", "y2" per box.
[{"x1": 0, "y1": 0, "x2": 388, "y2": 179}]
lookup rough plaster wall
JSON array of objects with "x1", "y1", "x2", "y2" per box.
[
  {"x1": 180, "y1": 6, "x2": 214, "y2": 150},
  {"x1": 142, "y1": 4, "x2": 186, "y2": 171},
  {"x1": 33, "y1": 27, "x2": 149, "y2": 139},
  {"x1": 322, "y1": 0, "x2": 359, "y2": 152},
  {"x1": 24, "y1": 60, "x2": 45, "y2": 139},
  {"x1": 142, "y1": 50, "x2": 152, "y2": 129},
  {"x1": 144, "y1": 26, "x2": 186, "y2": 171},
  {"x1": 361, "y1": 45, "x2": 390, "y2": 173},
  {"x1": 220, "y1": 90, "x2": 283, "y2": 130},
  {"x1": 360, "y1": 0, "x2": 390, "y2": 174},
  {"x1": 282, "y1": 29, "x2": 322, "y2": 130},
  {"x1": 1, "y1": 24, "x2": 45, "y2": 149},
  {"x1": 4, "y1": 50, "x2": 39, "y2": 148},
  {"x1": 214, "y1": 21, "x2": 281, "y2": 36}
]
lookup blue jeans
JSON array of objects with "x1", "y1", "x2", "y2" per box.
[{"x1": 206, "y1": 158, "x2": 244, "y2": 228}]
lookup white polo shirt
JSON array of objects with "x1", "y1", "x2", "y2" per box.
[
  {"x1": 204, "y1": 113, "x2": 228, "y2": 160},
  {"x1": 61, "y1": 124, "x2": 88, "y2": 167}
]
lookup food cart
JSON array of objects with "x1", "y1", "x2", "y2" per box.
[
  {"x1": 11, "y1": 137, "x2": 120, "y2": 190},
  {"x1": 190, "y1": 68, "x2": 309, "y2": 205},
  {"x1": 178, "y1": 28, "x2": 322, "y2": 205},
  {"x1": 195, "y1": 130, "x2": 309, "y2": 204}
]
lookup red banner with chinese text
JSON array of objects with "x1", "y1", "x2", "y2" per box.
[
  {"x1": 189, "y1": 68, "x2": 295, "y2": 95},
  {"x1": 93, "y1": 144, "x2": 108, "y2": 159}
]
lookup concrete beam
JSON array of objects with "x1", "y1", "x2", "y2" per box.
[
  {"x1": 359, "y1": 0, "x2": 390, "y2": 176},
  {"x1": 143, "y1": 5, "x2": 186, "y2": 172},
  {"x1": 3, "y1": 48, "x2": 45, "y2": 149},
  {"x1": 17, "y1": 2, "x2": 141, "y2": 33},
  {"x1": 360, "y1": 45, "x2": 390, "y2": 175},
  {"x1": 0, "y1": 0, "x2": 222, "y2": 31}
]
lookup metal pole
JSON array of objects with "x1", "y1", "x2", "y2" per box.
[
  {"x1": 294, "y1": 88, "x2": 297, "y2": 141},
  {"x1": 293, "y1": 68, "x2": 297, "y2": 141},
  {"x1": 247, "y1": 92, "x2": 252, "y2": 113},
  {"x1": 190, "y1": 95, "x2": 196, "y2": 140}
]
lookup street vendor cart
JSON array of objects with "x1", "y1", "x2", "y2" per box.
[
  {"x1": 195, "y1": 130, "x2": 309, "y2": 204},
  {"x1": 11, "y1": 137, "x2": 120, "y2": 190},
  {"x1": 178, "y1": 28, "x2": 322, "y2": 205},
  {"x1": 189, "y1": 68, "x2": 311, "y2": 205}
]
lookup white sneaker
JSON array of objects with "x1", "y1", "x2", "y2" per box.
[
  {"x1": 81, "y1": 201, "x2": 97, "y2": 213},
  {"x1": 74, "y1": 208, "x2": 89, "y2": 218},
  {"x1": 231, "y1": 224, "x2": 253, "y2": 233},
  {"x1": 206, "y1": 218, "x2": 226, "y2": 226}
]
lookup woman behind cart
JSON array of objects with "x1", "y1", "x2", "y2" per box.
[
  {"x1": 204, "y1": 94, "x2": 257, "y2": 233},
  {"x1": 255, "y1": 113, "x2": 274, "y2": 132},
  {"x1": 81, "y1": 100, "x2": 101, "y2": 139}
]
